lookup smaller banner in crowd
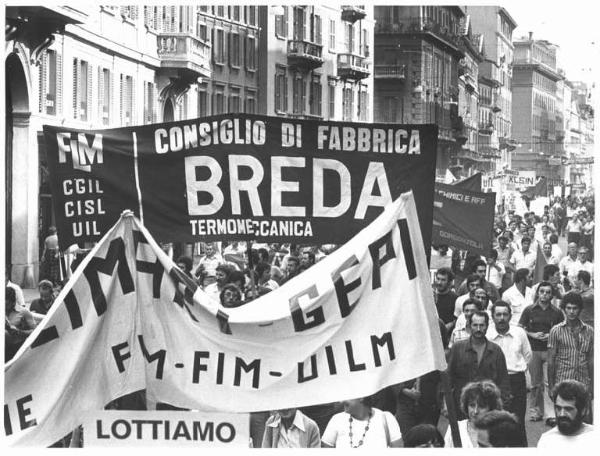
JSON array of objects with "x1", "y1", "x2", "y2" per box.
[
  {"x1": 4, "y1": 191, "x2": 446, "y2": 447},
  {"x1": 505, "y1": 171, "x2": 536, "y2": 188},
  {"x1": 432, "y1": 183, "x2": 496, "y2": 254},
  {"x1": 453, "y1": 172, "x2": 482, "y2": 192},
  {"x1": 83, "y1": 411, "x2": 249, "y2": 447}
]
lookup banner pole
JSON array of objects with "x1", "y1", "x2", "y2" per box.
[
  {"x1": 246, "y1": 241, "x2": 257, "y2": 298},
  {"x1": 440, "y1": 370, "x2": 462, "y2": 447}
]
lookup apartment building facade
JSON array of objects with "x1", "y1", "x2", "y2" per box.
[
  {"x1": 257, "y1": 5, "x2": 374, "y2": 122},
  {"x1": 373, "y1": 5, "x2": 466, "y2": 175},
  {"x1": 511, "y1": 35, "x2": 564, "y2": 183}
]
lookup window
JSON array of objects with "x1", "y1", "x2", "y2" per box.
[
  {"x1": 247, "y1": 6, "x2": 257, "y2": 26},
  {"x1": 245, "y1": 89, "x2": 257, "y2": 113},
  {"x1": 328, "y1": 78, "x2": 336, "y2": 119},
  {"x1": 216, "y1": 6, "x2": 225, "y2": 17},
  {"x1": 232, "y1": 6, "x2": 240, "y2": 21},
  {"x1": 197, "y1": 22, "x2": 208, "y2": 42},
  {"x1": 274, "y1": 66, "x2": 287, "y2": 113},
  {"x1": 212, "y1": 84, "x2": 226, "y2": 114},
  {"x1": 309, "y1": 75, "x2": 322, "y2": 117},
  {"x1": 98, "y1": 68, "x2": 111, "y2": 125},
  {"x1": 344, "y1": 23, "x2": 354, "y2": 53},
  {"x1": 143, "y1": 81, "x2": 155, "y2": 124},
  {"x1": 213, "y1": 28, "x2": 225, "y2": 64},
  {"x1": 329, "y1": 20, "x2": 335, "y2": 50},
  {"x1": 198, "y1": 84, "x2": 208, "y2": 116},
  {"x1": 358, "y1": 88, "x2": 369, "y2": 121},
  {"x1": 246, "y1": 35, "x2": 257, "y2": 70},
  {"x1": 362, "y1": 29, "x2": 369, "y2": 57},
  {"x1": 293, "y1": 7, "x2": 306, "y2": 40},
  {"x1": 73, "y1": 58, "x2": 91, "y2": 121},
  {"x1": 230, "y1": 33, "x2": 241, "y2": 67},
  {"x1": 39, "y1": 49, "x2": 61, "y2": 115},
  {"x1": 343, "y1": 85, "x2": 353, "y2": 121},
  {"x1": 120, "y1": 74, "x2": 133, "y2": 126},
  {"x1": 315, "y1": 15, "x2": 322, "y2": 45},
  {"x1": 293, "y1": 74, "x2": 306, "y2": 115},
  {"x1": 229, "y1": 86, "x2": 241, "y2": 113},
  {"x1": 275, "y1": 6, "x2": 288, "y2": 38}
]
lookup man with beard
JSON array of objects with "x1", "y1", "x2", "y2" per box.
[
  {"x1": 487, "y1": 300, "x2": 532, "y2": 446},
  {"x1": 537, "y1": 380, "x2": 594, "y2": 447},
  {"x1": 447, "y1": 311, "x2": 511, "y2": 418}
]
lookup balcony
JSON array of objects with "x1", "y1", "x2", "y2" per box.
[
  {"x1": 479, "y1": 122, "x2": 494, "y2": 135},
  {"x1": 337, "y1": 53, "x2": 370, "y2": 80},
  {"x1": 287, "y1": 40, "x2": 324, "y2": 70},
  {"x1": 341, "y1": 5, "x2": 366, "y2": 23},
  {"x1": 374, "y1": 64, "x2": 406, "y2": 80},
  {"x1": 157, "y1": 33, "x2": 211, "y2": 79},
  {"x1": 374, "y1": 16, "x2": 463, "y2": 56},
  {"x1": 464, "y1": 73, "x2": 477, "y2": 93}
]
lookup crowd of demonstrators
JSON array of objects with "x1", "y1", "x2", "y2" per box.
[
  {"x1": 427, "y1": 193, "x2": 594, "y2": 446},
  {"x1": 4, "y1": 192, "x2": 594, "y2": 448}
]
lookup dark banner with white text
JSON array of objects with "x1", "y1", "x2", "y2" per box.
[{"x1": 43, "y1": 115, "x2": 437, "y2": 250}]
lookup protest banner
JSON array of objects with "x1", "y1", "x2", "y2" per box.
[
  {"x1": 453, "y1": 172, "x2": 482, "y2": 192},
  {"x1": 432, "y1": 183, "x2": 496, "y2": 255},
  {"x1": 43, "y1": 115, "x2": 437, "y2": 250},
  {"x1": 504, "y1": 171, "x2": 536, "y2": 188},
  {"x1": 82, "y1": 411, "x2": 249, "y2": 447},
  {"x1": 4, "y1": 191, "x2": 446, "y2": 447}
]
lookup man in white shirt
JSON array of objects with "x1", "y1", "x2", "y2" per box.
[
  {"x1": 454, "y1": 274, "x2": 483, "y2": 318},
  {"x1": 501, "y1": 268, "x2": 534, "y2": 325},
  {"x1": 537, "y1": 380, "x2": 594, "y2": 447},
  {"x1": 565, "y1": 247, "x2": 594, "y2": 289},
  {"x1": 558, "y1": 242, "x2": 578, "y2": 282},
  {"x1": 541, "y1": 242, "x2": 559, "y2": 266},
  {"x1": 485, "y1": 250, "x2": 506, "y2": 290},
  {"x1": 261, "y1": 408, "x2": 321, "y2": 448},
  {"x1": 510, "y1": 237, "x2": 536, "y2": 273},
  {"x1": 487, "y1": 300, "x2": 532, "y2": 447}
]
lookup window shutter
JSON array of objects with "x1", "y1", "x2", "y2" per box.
[
  {"x1": 283, "y1": 74, "x2": 288, "y2": 112},
  {"x1": 38, "y1": 52, "x2": 47, "y2": 113},
  {"x1": 316, "y1": 16, "x2": 321, "y2": 45},
  {"x1": 119, "y1": 74, "x2": 123, "y2": 125},
  {"x1": 143, "y1": 82, "x2": 148, "y2": 123},
  {"x1": 73, "y1": 58, "x2": 80, "y2": 119},
  {"x1": 274, "y1": 73, "x2": 280, "y2": 111},
  {"x1": 283, "y1": 7, "x2": 288, "y2": 37},
  {"x1": 56, "y1": 52, "x2": 63, "y2": 115},
  {"x1": 98, "y1": 67, "x2": 104, "y2": 120},
  {"x1": 301, "y1": 78, "x2": 306, "y2": 114},
  {"x1": 87, "y1": 63, "x2": 93, "y2": 122},
  {"x1": 152, "y1": 83, "x2": 157, "y2": 122},
  {"x1": 129, "y1": 77, "x2": 135, "y2": 124}
]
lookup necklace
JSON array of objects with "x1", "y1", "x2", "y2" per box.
[{"x1": 348, "y1": 409, "x2": 372, "y2": 448}]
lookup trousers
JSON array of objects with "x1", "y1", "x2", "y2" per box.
[
  {"x1": 528, "y1": 350, "x2": 555, "y2": 419},
  {"x1": 507, "y1": 372, "x2": 528, "y2": 446}
]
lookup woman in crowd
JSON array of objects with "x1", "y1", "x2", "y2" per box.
[
  {"x1": 444, "y1": 380, "x2": 503, "y2": 448},
  {"x1": 321, "y1": 396, "x2": 402, "y2": 447}
]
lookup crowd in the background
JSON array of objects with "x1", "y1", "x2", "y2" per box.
[{"x1": 5, "y1": 194, "x2": 594, "y2": 447}]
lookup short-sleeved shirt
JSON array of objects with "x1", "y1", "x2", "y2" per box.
[
  {"x1": 548, "y1": 320, "x2": 593, "y2": 389},
  {"x1": 435, "y1": 290, "x2": 457, "y2": 324},
  {"x1": 321, "y1": 408, "x2": 401, "y2": 448},
  {"x1": 30, "y1": 298, "x2": 54, "y2": 315},
  {"x1": 537, "y1": 423, "x2": 595, "y2": 448},
  {"x1": 518, "y1": 303, "x2": 564, "y2": 351},
  {"x1": 579, "y1": 288, "x2": 594, "y2": 327}
]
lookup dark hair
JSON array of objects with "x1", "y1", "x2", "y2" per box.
[
  {"x1": 491, "y1": 300, "x2": 512, "y2": 316},
  {"x1": 551, "y1": 380, "x2": 589, "y2": 415},
  {"x1": 470, "y1": 310, "x2": 489, "y2": 326},
  {"x1": 436, "y1": 267, "x2": 454, "y2": 282},
  {"x1": 463, "y1": 298, "x2": 483, "y2": 311},
  {"x1": 287, "y1": 255, "x2": 300, "y2": 265},
  {"x1": 542, "y1": 264, "x2": 559, "y2": 280},
  {"x1": 6, "y1": 286, "x2": 16, "y2": 305},
  {"x1": 257, "y1": 248, "x2": 269, "y2": 263},
  {"x1": 302, "y1": 250, "x2": 316, "y2": 264},
  {"x1": 402, "y1": 424, "x2": 444, "y2": 448},
  {"x1": 488, "y1": 249, "x2": 498, "y2": 260},
  {"x1": 255, "y1": 262, "x2": 271, "y2": 278},
  {"x1": 474, "y1": 410, "x2": 521, "y2": 447},
  {"x1": 466, "y1": 273, "x2": 482, "y2": 287},
  {"x1": 514, "y1": 268, "x2": 530, "y2": 284},
  {"x1": 535, "y1": 281, "x2": 554, "y2": 300},
  {"x1": 498, "y1": 235, "x2": 508, "y2": 243},
  {"x1": 561, "y1": 291, "x2": 583, "y2": 310},
  {"x1": 228, "y1": 270, "x2": 246, "y2": 288},
  {"x1": 219, "y1": 283, "x2": 243, "y2": 307},
  {"x1": 471, "y1": 259, "x2": 487, "y2": 272},
  {"x1": 460, "y1": 380, "x2": 503, "y2": 417},
  {"x1": 176, "y1": 256, "x2": 193, "y2": 273},
  {"x1": 521, "y1": 236, "x2": 531, "y2": 245},
  {"x1": 577, "y1": 270, "x2": 591, "y2": 286},
  {"x1": 215, "y1": 263, "x2": 235, "y2": 278}
]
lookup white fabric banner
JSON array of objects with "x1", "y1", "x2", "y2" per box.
[{"x1": 4, "y1": 192, "x2": 446, "y2": 447}]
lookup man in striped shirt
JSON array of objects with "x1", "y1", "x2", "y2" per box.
[{"x1": 548, "y1": 293, "x2": 594, "y2": 415}]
